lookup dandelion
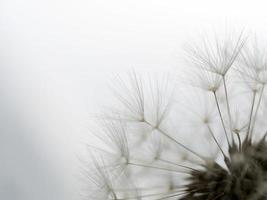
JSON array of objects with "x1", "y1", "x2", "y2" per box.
[{"x1": 84, "y1": 30, "x2": 267, "y2": 199}]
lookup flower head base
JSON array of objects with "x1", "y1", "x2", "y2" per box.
[
  {"x1": 181, "y1": 135, "x2": 267, "y2": 199},
  {"x1": 85, "y1": 30, "x2": 267, "y2": 199}
]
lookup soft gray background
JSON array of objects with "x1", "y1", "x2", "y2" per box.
[{"x1": 1, "y1": 0, "x2": 267, "y2": 199}]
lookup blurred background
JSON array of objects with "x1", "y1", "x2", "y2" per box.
[{"x1": 1, "y1": 0, "x2": 267, "y2": 199}]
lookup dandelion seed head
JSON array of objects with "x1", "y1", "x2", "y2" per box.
[{"x1": 84, "y1": 29, "x2": 267, "y2": 200}]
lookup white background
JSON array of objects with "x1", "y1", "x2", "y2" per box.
[{"x1": 1, "y1": 0, "x2": 267, "y2": 199}]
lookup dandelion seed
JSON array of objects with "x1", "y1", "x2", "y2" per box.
[
  {"x1": 109, "y1": 71, "x2": 145, "y2": 122},
  {"x1": 185, "y1": 30, "x2": 246, "y2": 76},
  {"x1": 82, "y1": 152, "x2": 118, "y2": 200},
  {"x1": 237, "y1": 37, "x2": 267, "y2": 86}
]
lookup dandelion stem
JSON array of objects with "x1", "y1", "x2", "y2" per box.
[
  {"x1": 154, "y1": 191, "x2": 188, "y2": 200},
  {"x1": 157, "y1": 129, "x2": 206, "y2": 162},
  {"x1": 246, "y1": 90, "x2": 257, "y2": 140},
  {"x1": 158, "y1": 158, "x2": 200, "y2": 172},
  {"x1": 143, "y1": 120, "x2": 207, "y2": 162},
  {"x1": 115, "y1": 185, "x2": 186, "y2": 192},
  {"x1": 250, "y1": 85, "x2": 265, "y2": 137},
  {"x1": 213, "y1": 91, "x2": 230, "y2": 147},
  {"x1": 222, "y1": 76, "x2": 234, "y2": 144},
  {"x1": 236, "y1": 133, "x2": 242, "y2": 152},
  {"x1": 154, "y1": 186, "x2": 210, "y2": 200},
  {"x1": 127, "y1": 162, "x2": 188, "y2": 174},
  {"x1": 114, "y1": 188, "x2": 185, "y2": 200},
  {"x1": 206, "y1": 124, "x2": 227, "y2": 158}
]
